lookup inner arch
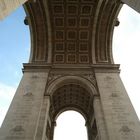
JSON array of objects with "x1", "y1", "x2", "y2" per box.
[
  {"x1": 50, "y1": 83, "x2": 94, "y2": 121},
  {"x1": 54, "y1": 110, "x2": 88, "y2": 140},
  {"x1": 48, "y1": 81, "x2": 99, "y2": 140}
]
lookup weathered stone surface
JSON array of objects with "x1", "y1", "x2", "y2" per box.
[
  {"x1": 0, "y1": 72, "x2": 49, "y2": 140},
  {"x1": 95, "y1": 71, "x2": 140, "y2": 140},
  {"x1": 0, "y1": 0, "x2": 27, "y2": 19},
  {"x1": 94, "y1": 97, "x2": 109, "y2": 140}
]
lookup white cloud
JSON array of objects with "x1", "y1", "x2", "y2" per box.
[{"x1": 0, "y1": 83, "x2": 16, "y2": 127}]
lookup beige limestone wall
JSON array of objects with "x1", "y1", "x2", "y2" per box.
[
  {"x1": 94, "y1": 97, "x2": 109, "y2": 140},
  {"x1": 0, "y1": 71, "x2": 49, "y2": 140},
  {"x1": 122, "y1": 0, "x2": 140, "y2": 13},
  {"x1": 95, "y1": 72, "x2": 140, "y2": 140},
  {"x1": 0, "y1": 0, "x2": 28, "y2": 19},
  {"x1": 34, "y1": 96, "x2": 50, "y2": 140}
]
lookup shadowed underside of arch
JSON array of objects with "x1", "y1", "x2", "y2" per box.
[
  {"x1": 45, "y1": 74, "x2": 97, "y2": 122},
  {"x1": 24, "y1": 0, "x2": 122, "y2": 64},
  {"x1": 50, "y1": 84, "x2": 93, "y2": 121}
]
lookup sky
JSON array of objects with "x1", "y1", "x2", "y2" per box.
[
  {"x1": 0, "y1": 3, "x2": 140, "y2": 140},
  {"x1": 113, "y1": 4, "x2": 140, "y2": 120}
]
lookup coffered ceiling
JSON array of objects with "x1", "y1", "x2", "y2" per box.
[{"x1": 24, "y1": 0, "x2": 121, "y2": 64}]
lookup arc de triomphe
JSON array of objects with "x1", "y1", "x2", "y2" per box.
[{"x1": 0, "y1": 0, "x2": 140, "y2": 140}]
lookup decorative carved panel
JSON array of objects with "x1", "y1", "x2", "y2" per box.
[
  {"x1": 79, "y1": 42, "x2": 88, "y2": 52},
  {"x1": 67, "y1": 42, "x2": 76, "y2": 52},
  {"x1": 67, "y1": 54, "x2": 76, "y2": 63},
  {"x1": 55, "y1": 42, "x2": 65, "y2": 52},
  {"x1": 79, "y1": 54, "x2": 89, "y2": 63},
  {"x1": 67, "y1": 17, "x2": 77, "y2": 27},
  {"x1": 54, "y1": 54, "x2": 64, "y2": 63},
  {"x1": 55, "y1": 30, "x2": 64, "y2": 40},
  {"x1": 54, "y1": 17, "x2": 64, "y2": 27},
  {"x1": 79, "y1": 30, "x2": 89, "y2": 40}
]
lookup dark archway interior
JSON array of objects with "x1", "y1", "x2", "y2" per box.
[{"x1": 51, "y1": 84, "x2": 93, "y2": 120}]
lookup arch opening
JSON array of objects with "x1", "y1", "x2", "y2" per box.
[
  {"x1": 50, "y1": 83, "x2": 94, "y2": 121},
  {"x1": 54, "y1": 111, "x2": 88, "y2": 140},
  {"x1": 47, "y1": 81, "x2": 98, "y2": 140}
]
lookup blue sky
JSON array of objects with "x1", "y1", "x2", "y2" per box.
[
  {"x1": 0, "y1": 4, "x2": 140, "y2": 140},
  {"x1": 0, "y1": 6, "x2": 30, "y2": 87}
]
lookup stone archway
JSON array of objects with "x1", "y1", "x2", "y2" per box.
[{"x1": 46, "y1": 77, "x2": 98, "y2": 140}]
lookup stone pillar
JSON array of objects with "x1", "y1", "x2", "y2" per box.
[
  {"x1": 93, "y1": 96, "x2": 109, "y2": 140},
  {"x1": 49, "y1": 122, "x2": 56, "y2": 140},
  {"x1": 86, "y1": 124, "x2": 94, "y2": 140},
  {"x1": 34, "y1": 96, "x2": 50, "y2": 140},
  {"x1": 0, "y1": 70, "x2": 49, "y2": 140},
  {"x1": 94, "y1": 64, "x2": 140, "y2": 140}
]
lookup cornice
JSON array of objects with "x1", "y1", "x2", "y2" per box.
[{"x1": 23, "y1": 63, "x2": 120, "y2": 73}]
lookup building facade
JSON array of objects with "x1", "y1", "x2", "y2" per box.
[{"x1": 0, "y1": 0, "x2": 140, "y2": 140}]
